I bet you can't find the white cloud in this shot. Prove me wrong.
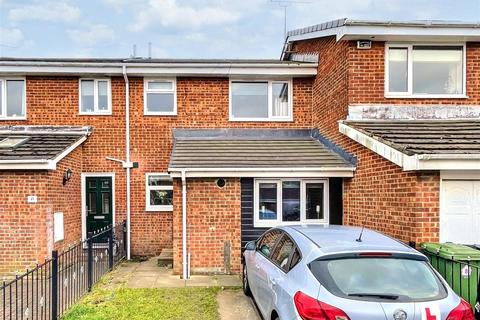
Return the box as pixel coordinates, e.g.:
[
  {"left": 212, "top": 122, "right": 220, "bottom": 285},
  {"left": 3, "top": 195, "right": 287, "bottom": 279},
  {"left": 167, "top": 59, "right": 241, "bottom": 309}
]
[
  {"left": 128, "top": 0, "right": 241, "bottom": 32},
  {"left": 8, "top": 1, "right": 81, "bottom": 23},
  {"left": 102, "top": 0, "right": 144, "bottom": 13},
  {"left": 67, "top": 24, "right": 115, "bottom": 48},
  {"left": 0, "top": 27, "right": 24, "bottom": 47}
]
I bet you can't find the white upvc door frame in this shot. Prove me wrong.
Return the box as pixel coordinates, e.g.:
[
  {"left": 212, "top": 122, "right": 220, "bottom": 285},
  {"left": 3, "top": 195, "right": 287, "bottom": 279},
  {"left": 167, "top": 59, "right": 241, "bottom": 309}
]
[{"left": 81, "top": 172, "right": 116, "bottom": 242}]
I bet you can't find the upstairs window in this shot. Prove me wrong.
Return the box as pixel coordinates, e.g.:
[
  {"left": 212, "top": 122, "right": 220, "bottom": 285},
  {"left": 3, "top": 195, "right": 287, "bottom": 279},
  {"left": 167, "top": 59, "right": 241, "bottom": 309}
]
[
  {"left": 230, "top": 80, "right": 292, "bottom": 121},
  {"left": 0, "top": 79, "right": 26, "bottom": 120},
  {"left": 144, "top": 79, "right": 176, "bottom": 115},
  {"left": 386, "top": 44, "right": 465, "bottom": 97},
  {"left": 79, "top": 79, "right": 111, "bottom": 114}
]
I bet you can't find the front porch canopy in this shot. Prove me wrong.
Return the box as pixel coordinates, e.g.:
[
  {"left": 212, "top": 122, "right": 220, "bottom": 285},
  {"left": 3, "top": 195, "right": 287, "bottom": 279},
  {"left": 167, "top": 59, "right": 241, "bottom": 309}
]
[
  {"left": 339, "top": 120, "right": 480, "bottom": 171},
  {"left": 0, "top": 126, "right": 91, "bottom": 170},
  {"left": 168, "top": 128, "right": 355, "bottom": 178}
]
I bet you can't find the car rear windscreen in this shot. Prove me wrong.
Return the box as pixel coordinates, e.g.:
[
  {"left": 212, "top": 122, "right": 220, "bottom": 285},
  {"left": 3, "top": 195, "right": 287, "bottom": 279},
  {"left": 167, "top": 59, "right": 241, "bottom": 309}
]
[{"left": 310, "top": 257, "right": 447, "bottom": 302}]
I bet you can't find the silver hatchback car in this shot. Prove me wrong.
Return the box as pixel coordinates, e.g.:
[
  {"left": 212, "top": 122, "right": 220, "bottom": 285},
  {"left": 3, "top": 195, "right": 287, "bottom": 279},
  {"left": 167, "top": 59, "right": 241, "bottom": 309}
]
[{"left": 242, "top": 225, "right": 475, "bottom": 320}]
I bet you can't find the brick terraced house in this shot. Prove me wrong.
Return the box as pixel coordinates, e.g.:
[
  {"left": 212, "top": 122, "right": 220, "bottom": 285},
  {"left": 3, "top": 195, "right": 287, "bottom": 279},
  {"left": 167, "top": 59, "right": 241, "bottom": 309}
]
[{"left": 1, "top": 19, "right": 480, "bottom": 279}]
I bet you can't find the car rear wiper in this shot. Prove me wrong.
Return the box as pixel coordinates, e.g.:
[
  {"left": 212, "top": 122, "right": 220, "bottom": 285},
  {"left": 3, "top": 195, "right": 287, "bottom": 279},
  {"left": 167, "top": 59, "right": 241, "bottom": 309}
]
[{"left": 347, "top": 293, "right": 399, "bottom": 300}]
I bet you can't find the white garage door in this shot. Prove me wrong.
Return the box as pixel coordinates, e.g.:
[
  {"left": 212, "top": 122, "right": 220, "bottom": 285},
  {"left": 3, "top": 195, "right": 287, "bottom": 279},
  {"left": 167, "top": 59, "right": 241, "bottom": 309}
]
[{"left": 441, "top": 179, "right": 480, "bottom": 244}]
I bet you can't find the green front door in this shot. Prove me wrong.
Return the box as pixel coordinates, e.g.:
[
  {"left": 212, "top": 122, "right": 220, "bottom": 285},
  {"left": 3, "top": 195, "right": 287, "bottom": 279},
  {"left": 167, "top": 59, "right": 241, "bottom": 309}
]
[{"left": 86, "top": 176, "right": 113, "bottom": 242}]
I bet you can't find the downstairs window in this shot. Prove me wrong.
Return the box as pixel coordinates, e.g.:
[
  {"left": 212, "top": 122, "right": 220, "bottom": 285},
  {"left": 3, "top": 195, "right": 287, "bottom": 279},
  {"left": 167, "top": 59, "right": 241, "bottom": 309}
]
[
  {"left": 146, "top": 174, "right": 173, "bottom": 212},
  {"left": 254, "top": 179, "right": 328, "bottom": 227}
]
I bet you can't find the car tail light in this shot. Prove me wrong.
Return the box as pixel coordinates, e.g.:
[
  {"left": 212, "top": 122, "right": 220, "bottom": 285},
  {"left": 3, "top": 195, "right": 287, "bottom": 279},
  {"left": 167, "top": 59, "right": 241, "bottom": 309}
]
[
  {"left": 294, "top": 291, "right": 350, "bottom": 320},
  {"left": 446, "top": 298, "right": 475, "bottom": 320}
]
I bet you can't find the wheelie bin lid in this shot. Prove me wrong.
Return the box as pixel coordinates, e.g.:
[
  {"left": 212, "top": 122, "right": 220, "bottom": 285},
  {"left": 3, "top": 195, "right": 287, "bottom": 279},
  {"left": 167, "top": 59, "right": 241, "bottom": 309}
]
[{"left": 421, "top": 242, "right": 480, "bottom": 261}]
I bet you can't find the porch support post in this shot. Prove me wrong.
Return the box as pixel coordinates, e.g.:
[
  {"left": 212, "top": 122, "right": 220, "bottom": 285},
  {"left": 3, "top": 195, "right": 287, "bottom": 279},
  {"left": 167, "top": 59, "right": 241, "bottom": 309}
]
[{"left": 181, "top": 170, "right": 189, "bottom": 280}]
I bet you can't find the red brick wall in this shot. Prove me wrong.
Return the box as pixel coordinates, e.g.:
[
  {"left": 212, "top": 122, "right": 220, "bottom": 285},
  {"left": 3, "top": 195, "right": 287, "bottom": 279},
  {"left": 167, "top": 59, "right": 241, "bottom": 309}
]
[
  {"left": 0, "top": 147, "right": 83, "bottom": 276},
  {"left": 127, "top": 76, "right": 312, "bottom": 257},
  {"left": 172, "top": 178, "right": 241, "bottom": 275},
  {"left": 0, "top": 171, "right": 50, "bottom": 274},
  {"left": 47, "top": 147, "right": 83, "bottom": 252},
  {"left": 292, "top": 36, "right": 442, "bottom": 244},
  {"left": 348, "top": 41, "right": 480, "bottom": 105},
  {"left": 0, "top": 75, "right": 313, "bottom": 271}
]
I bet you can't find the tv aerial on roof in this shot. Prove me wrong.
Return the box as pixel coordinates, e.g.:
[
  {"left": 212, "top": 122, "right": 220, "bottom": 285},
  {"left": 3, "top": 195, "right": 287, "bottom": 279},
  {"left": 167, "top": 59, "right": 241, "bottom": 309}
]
[{"left": 270, "top": 0, "right": 312, "bottom": 40}]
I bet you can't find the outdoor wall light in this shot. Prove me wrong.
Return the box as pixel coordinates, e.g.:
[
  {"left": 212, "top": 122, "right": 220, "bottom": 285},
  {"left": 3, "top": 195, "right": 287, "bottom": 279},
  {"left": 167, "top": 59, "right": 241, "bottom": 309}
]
[{"left": 63, "top": 169, "right": 73, "bottom": 185}]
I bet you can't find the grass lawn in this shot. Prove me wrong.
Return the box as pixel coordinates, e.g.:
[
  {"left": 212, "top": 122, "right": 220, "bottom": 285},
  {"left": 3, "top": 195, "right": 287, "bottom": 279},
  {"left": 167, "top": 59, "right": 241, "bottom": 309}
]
[{"left": 61, "top": 287, "right": 220, "bottom": 320}]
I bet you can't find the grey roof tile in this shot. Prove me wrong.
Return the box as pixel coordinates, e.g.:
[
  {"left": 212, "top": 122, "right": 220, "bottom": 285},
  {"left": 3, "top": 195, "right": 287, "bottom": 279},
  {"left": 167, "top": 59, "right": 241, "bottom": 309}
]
[
  {"left": 169, "top": 129, "right": 354, "bottom": 169},
  {"left": 0, "top": 126, "right": 90, "bottom": 161},
  {"left": 343, "top": 120, "right": 480, "bottom": 155}
]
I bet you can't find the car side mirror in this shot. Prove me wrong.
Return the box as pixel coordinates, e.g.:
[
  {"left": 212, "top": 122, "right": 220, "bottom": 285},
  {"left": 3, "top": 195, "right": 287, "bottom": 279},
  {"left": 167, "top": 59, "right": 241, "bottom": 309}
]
[{"left": 245, "top": 240, "right": 256, "bottom": 251}]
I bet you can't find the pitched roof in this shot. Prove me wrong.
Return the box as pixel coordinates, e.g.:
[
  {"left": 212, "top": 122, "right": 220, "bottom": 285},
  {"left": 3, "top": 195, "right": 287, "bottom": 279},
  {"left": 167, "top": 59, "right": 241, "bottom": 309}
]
[
  {"left": 168, "top": 129, "right": 355, "bottom": 177},
  {"left": 342, "top": 120, "right": 480, "bottom": 156},
  {"left": 0, "top": 126, "right": 91, "bottom": 170}
]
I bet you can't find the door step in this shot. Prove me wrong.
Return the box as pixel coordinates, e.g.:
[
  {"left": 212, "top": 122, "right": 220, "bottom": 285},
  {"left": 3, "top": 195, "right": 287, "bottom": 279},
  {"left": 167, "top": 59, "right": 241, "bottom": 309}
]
[{"left": 157, "top": 248, "right": 173, "bottom": 268}]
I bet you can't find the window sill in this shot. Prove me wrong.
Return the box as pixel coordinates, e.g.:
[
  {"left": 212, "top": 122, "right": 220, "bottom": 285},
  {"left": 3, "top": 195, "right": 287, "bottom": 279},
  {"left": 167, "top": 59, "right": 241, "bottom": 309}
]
[
  {"left": 254, "top": 221, "right": 328, "bottom": 228},
  {"left": 0, "top": 117, "right": 27, "bottom": 120},
  {"left": 385, "top": 94, "right": 469, "bottom": 99},
  {"left": 145, "top": 206, "right": 173, "bottom": 212},
  {"left": 79, "top": 112, "right": 112, "bottom": 116},
  {"left": 144, "top": 112, "right": 177, "bottom": 116},
  {"left": 229, "top": 117, "right": 293, "bottom": 122}
]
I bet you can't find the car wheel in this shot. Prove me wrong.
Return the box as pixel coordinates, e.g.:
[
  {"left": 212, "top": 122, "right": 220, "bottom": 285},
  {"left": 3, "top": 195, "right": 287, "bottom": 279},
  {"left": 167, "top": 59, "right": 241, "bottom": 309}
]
[{"left": 242, "top": 263, "right": 252, "bottom": 296}]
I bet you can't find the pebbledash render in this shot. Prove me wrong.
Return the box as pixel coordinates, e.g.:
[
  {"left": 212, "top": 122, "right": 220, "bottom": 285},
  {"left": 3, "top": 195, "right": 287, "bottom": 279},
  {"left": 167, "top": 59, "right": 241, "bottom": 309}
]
[{"left": 1, "top": 19, "right": 480, "bottom": 278}]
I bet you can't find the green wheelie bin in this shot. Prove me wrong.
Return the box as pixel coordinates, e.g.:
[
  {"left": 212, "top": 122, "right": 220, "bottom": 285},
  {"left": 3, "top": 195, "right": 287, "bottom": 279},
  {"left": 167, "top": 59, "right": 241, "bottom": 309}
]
[{"left": 422, "top": 242, "right": 480, "bottom": 308}]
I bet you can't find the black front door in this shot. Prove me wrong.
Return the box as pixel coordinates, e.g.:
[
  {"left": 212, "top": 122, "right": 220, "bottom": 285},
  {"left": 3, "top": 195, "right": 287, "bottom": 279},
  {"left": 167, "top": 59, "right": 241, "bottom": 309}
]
[{"left": 86, "top": 177, "right": 113, "bottom": 242}]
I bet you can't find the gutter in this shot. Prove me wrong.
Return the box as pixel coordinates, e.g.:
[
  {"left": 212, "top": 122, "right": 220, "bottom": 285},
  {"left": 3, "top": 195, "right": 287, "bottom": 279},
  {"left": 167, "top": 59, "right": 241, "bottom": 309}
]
[
  {"left": 417, "top": 154, "right": 480, "bottom": 160},
  {"left": 0, "top": 62, "right": 317, "bottom": 77}
]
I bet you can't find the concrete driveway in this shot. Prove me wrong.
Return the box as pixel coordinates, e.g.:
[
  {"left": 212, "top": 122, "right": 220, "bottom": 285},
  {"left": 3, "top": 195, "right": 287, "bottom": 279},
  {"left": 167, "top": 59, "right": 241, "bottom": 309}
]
[{"left": 218, "top": 289, "right": 261, "bottom": 320}]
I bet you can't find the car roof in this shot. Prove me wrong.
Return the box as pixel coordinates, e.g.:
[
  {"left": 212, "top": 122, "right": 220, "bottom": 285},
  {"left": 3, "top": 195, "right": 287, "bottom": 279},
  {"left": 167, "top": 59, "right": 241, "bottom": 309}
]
[{"left": 282, "top": 225, "right": 420, "bottom": 256}]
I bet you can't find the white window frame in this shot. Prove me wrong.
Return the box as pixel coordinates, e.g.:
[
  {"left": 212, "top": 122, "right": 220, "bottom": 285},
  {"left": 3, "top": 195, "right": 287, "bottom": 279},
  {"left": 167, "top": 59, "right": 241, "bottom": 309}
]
[
  {"left": 384, "top": 43, "right": 467, "bottom": 99},
  {"left": 0, "top": 78, "right": 27, "bottom": 120},
  {"left": 254, "top": 178, "right": 329, "bottom": 228},
  {"left": 144, "top": 78, "right": 177, "bottom": 116},
  {"left": 145, "top": 173, "right": 173, "bottom": 212},
  {"left": 229, "top": 79, "right": 293, "bottom": 122},
  {"left": 78, "top": 78, "right": 112, "bottom": 115}
]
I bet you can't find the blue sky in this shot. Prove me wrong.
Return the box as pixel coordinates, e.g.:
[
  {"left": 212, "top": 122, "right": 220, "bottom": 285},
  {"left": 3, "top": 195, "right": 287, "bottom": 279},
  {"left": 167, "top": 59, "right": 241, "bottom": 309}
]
[{"left": 0, "top": 0, "right": 479, "bottom": 59}]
